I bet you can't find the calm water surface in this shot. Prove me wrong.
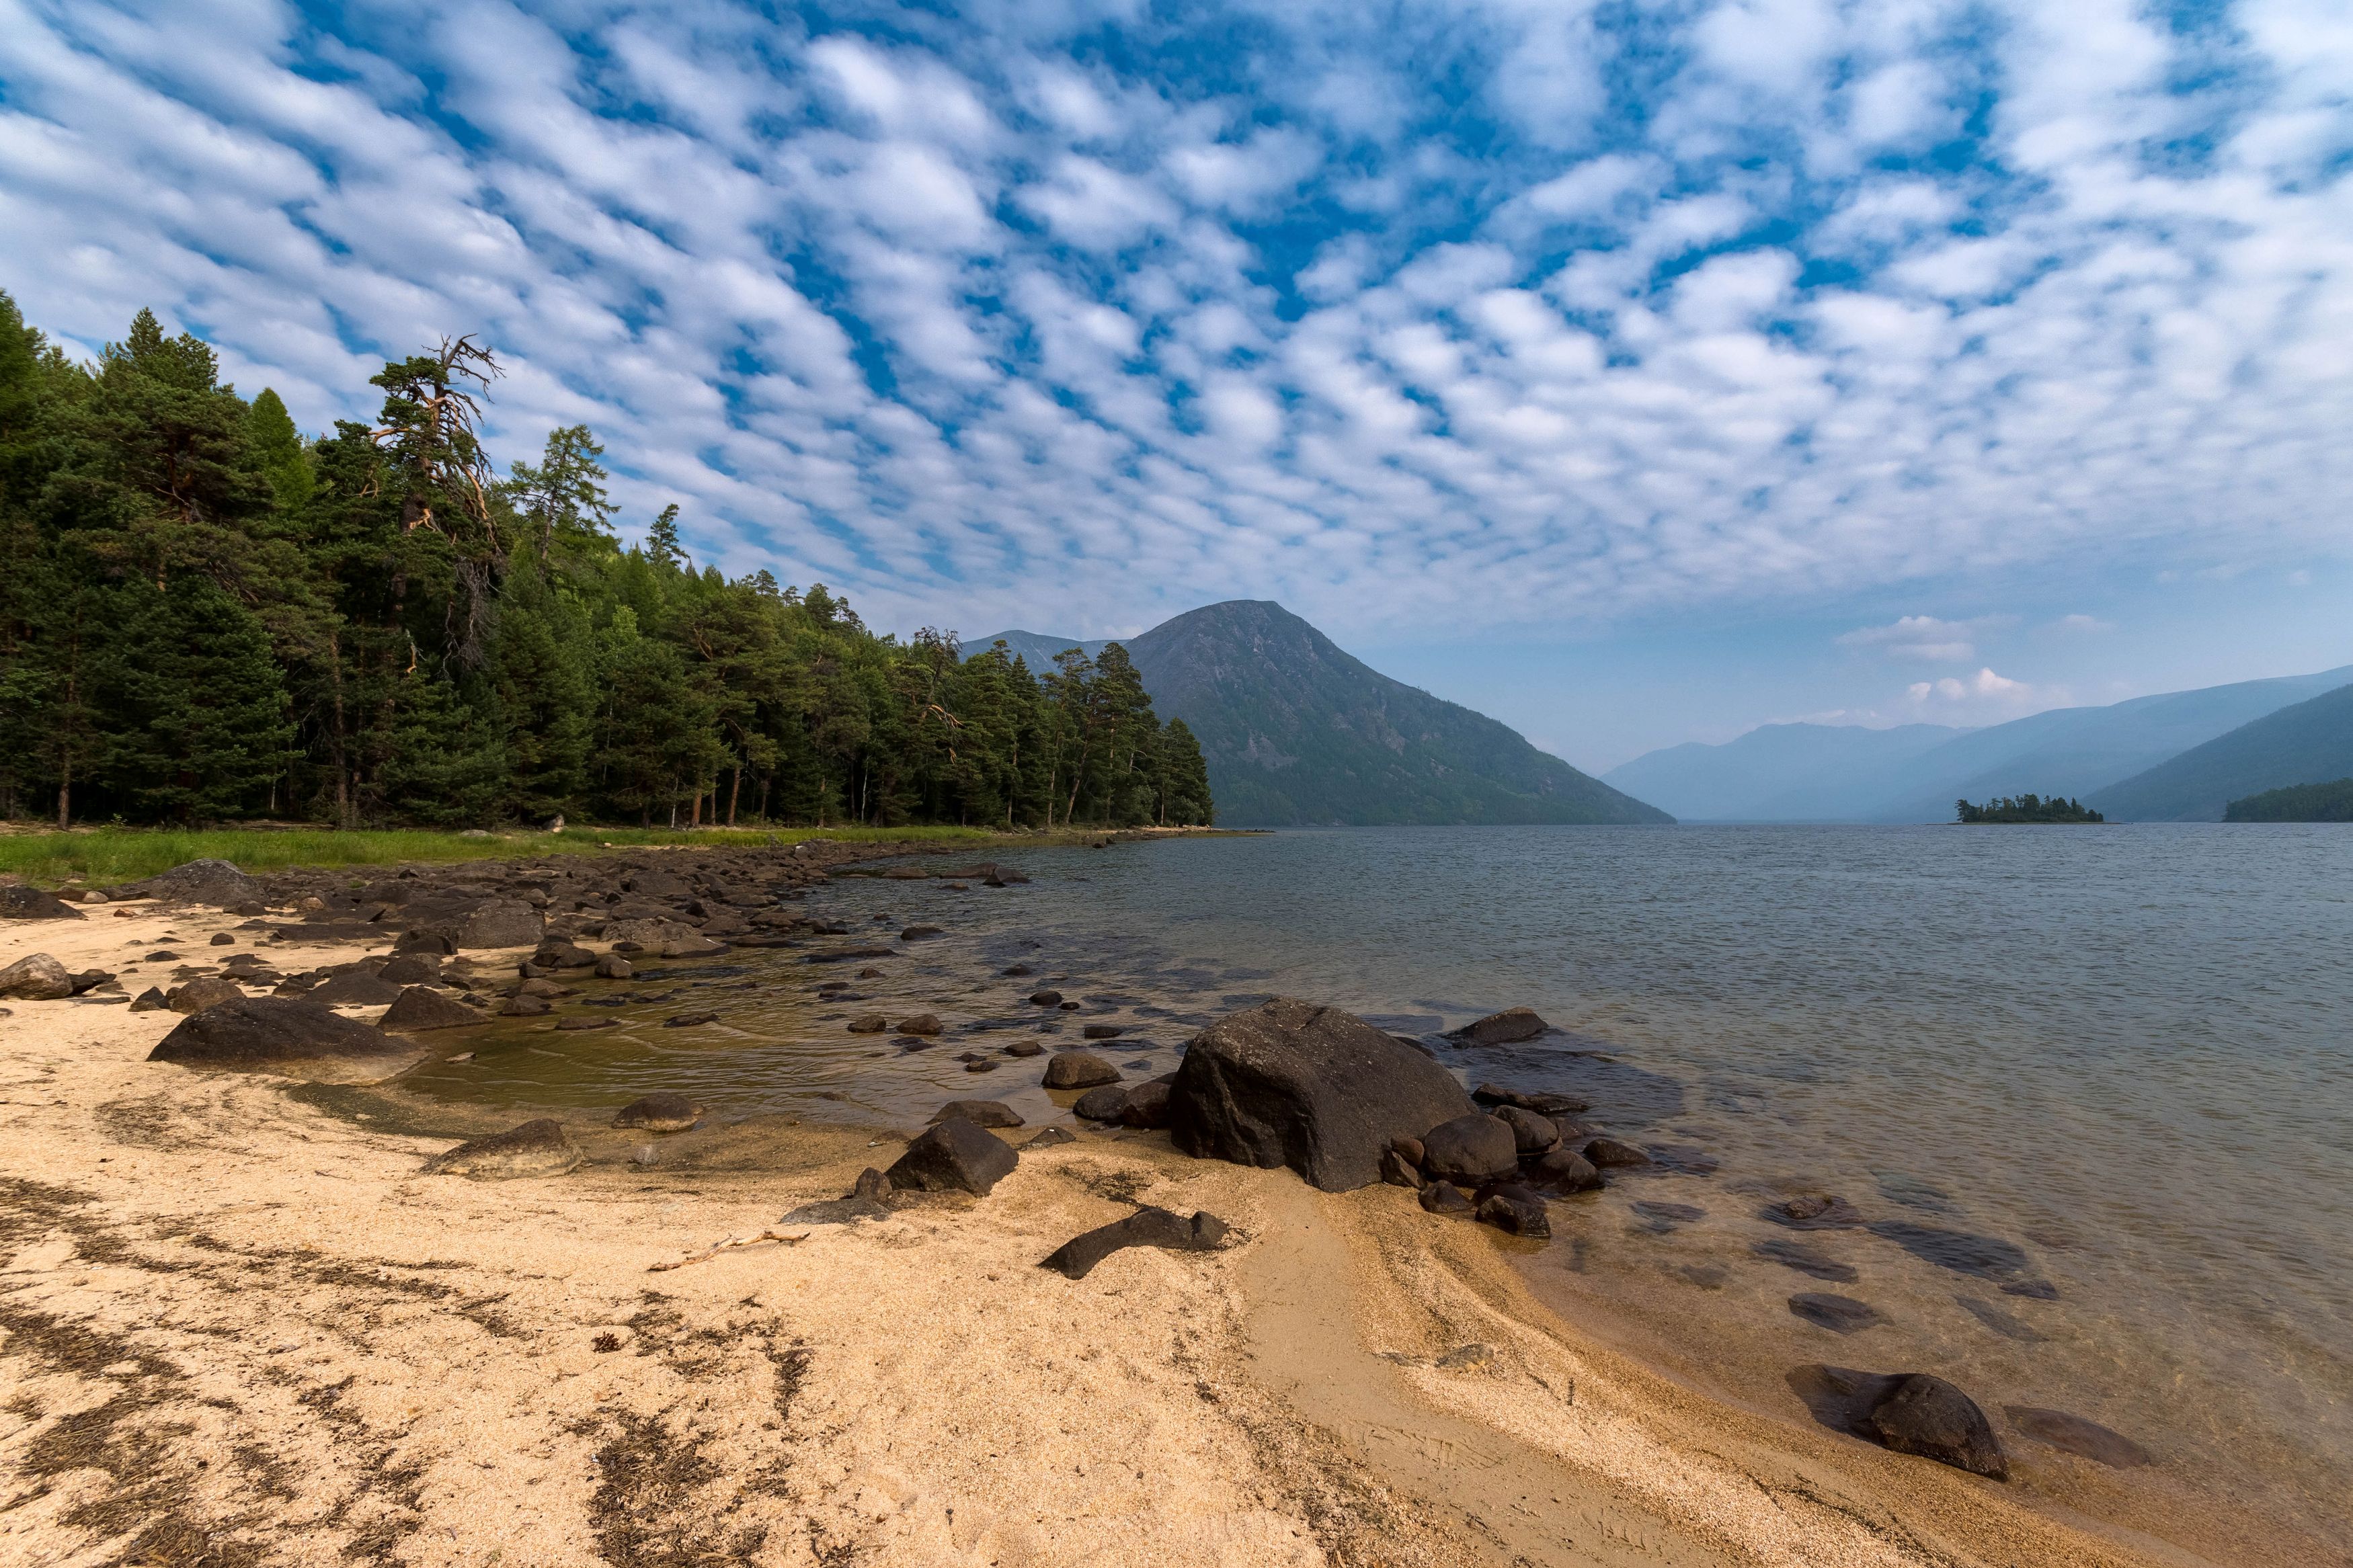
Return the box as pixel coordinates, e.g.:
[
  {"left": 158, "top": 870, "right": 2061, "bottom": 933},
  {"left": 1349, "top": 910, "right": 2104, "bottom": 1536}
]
[{"left": 400, "top": 825, "right": 2353, "bottom": 1557}]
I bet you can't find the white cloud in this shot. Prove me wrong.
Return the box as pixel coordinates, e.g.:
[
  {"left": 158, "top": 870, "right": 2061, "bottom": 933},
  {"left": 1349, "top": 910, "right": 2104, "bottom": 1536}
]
[{"left": 1839, "top": 614, "right": 2009, "bottom": 661}]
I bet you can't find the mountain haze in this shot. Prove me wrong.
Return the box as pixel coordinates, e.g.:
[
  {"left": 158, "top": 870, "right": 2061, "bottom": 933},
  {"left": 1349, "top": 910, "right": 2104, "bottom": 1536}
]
[
  {"left": 1603, "top": 723, "right": 1963, "bottom": 821},
  {"left": 965, "top": 630, "right": 1111, "bottom": 668},
  {"left": 2090, "top": 681, "right": 2353, "bottom": 821}
]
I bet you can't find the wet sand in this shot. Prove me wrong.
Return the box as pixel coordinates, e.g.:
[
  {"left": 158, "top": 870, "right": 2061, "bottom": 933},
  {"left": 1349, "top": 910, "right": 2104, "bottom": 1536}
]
[{"left": 0, "top": 871, "right": 2225, "bottom": 1566}]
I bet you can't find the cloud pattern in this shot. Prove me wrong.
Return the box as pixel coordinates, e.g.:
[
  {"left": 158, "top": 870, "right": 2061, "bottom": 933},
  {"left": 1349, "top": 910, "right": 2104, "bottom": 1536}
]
[{"left": 3, "top": 0, "right": 2349, "bottom": 644}]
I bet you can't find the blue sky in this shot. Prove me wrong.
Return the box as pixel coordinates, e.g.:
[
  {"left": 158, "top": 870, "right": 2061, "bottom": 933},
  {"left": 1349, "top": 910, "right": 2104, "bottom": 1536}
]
[{"left": 3, "top": 0, "right": 2350, "bottom": 769}]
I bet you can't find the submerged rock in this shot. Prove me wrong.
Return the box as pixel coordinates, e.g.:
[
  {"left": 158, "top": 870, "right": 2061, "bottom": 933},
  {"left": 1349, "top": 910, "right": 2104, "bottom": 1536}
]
[
  {"left": 1872, "top": 1374, "right": 2007, "bottom": 1479},
  {"left": 149, "top": 996, "right": 428, "bottom": 1084},
  {"left": 1041, "top": 1206, "right": 1228, "bottom": 1280},
  {"left": 846, "top": 1014, "right": 888, "bottom": 1033},
  {"left": 664, "top": 1012, "right": 719, "bottom": 1028},
  {"left": 1765, "top": 1194, "right": 1866, "bottom": 1230},
  {"left": 2003, "top": 1406, "right": 2151, "bottom": 1469},
  {"left": 1581, "top": 1137, "right": 1652, "bottom": 1170},
  {"left": 1789, "top": 1292, "right": 1885, "bottom": 1334},
  {"left": 1168, "top": 998, "right": 1477, "bottom": 1192},
  {"left": 1954, "top": 1296, "right": 2048, "bottom": 1343},
  {"left": 1448, "top": 1007, "right": 1549, "bottom": 1045},
  {"left": 1867, "top": 1221, "right": 2030, "bottom": 1279},
  {"left": 885, "top": 1117, "right": 1016, "bottom": 1196},
  {"left": 1754, "top": 1238, "right": 1859, "bottom": 1282},
  {"left": 612, "top": 1092, "right": 702, "bottom": 1132},
  {"left": 425, "top": 1118, "right": 584, "bottom": 1179},
  {"left": 1472, "top": 1083, "right": 1589, "bottom": 1116}
]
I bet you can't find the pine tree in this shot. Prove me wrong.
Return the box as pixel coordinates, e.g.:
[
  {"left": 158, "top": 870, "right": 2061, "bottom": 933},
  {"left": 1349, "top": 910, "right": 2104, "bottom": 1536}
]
[{"left": 92, "top": 576, "right": 290, "bottom": 821}]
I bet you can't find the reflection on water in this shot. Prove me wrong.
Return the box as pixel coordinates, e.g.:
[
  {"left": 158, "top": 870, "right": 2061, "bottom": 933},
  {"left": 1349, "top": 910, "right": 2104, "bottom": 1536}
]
[{"left": 397, "top": 823, "right": 2353, "bottom": 1559}]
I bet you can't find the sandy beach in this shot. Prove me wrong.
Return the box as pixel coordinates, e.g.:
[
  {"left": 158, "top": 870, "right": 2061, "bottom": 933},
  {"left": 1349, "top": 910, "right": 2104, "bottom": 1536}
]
[{"left": 1, "top": 867, "right": 2202, "bottom": 1567}]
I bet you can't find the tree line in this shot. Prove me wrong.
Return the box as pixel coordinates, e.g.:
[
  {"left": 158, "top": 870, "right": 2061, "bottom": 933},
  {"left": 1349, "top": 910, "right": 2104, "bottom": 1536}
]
[
  {"left": 1954, "top": 794, "right": 2104, "bottom": 824},
  {"left": 0, "top": 294, "right": 1212, "bottom": 832}
]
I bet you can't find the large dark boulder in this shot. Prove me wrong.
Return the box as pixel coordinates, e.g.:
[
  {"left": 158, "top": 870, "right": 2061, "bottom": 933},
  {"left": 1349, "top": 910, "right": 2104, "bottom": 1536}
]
[
  {"left": 1525, "top": 1145, "right": 1603, "bottom": 1193},
  {"left": 308, "top": 969, "right": 403, "bottom": 1007},
  {"left": 0, "top": 886, "right": 85, "bottom": 920},
  {"left": 104, "top": 858, "right": 264, "bottom": 907},
  {"left": 1492, "top": 1105, "right": 1559, "bottom": 1153},
  {"left": 424, "top": 1118, "right": 584, "bottom": 1179},
  {"left": 929, "top": 1099, "right": 1023, "bottom": 1128},
  {"left": 1475, "top": 1184, "right": 1550, "bottom": 1237},
  {"left": 1040, "top": 1206, "right": 1228, "bottom": 1279},
  {"left": 1117, "top": 1075, "right": 1175, "bottom": 1128},
  {"left": 1420, "top": 1113, "right": 1520, "bottom": 1188},
  {"left": 378, "top": 986, "right": 487, "bottom": 1032},
  {"left": 612, "top": 1092, "right": 703, "bottom": 1131},
  {"left": 149, "top": 995, "right": 429, "bottom": 1084},
  {"left": 167, "top": 977, "right": 247, "bottom": 1014},
  {"left": 1043, "top": 1050, "right": 1121, "bottom": 1089},
  {"left": 1167, "top": 997, "right": 1476, "bottom": 1192},
  {"left": 455, "top": 899, "right": 546, "bottom": 950},
  {"left": 885, "top": 1117, "right": 1017, "bottom": 1196},
  {"left": 1794, "top": 1367, "right": 2007, "bottom": 1480}
]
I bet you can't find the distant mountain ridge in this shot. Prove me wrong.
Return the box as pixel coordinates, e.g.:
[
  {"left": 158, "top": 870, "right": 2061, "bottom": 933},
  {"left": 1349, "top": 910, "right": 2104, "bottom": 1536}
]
[
  {"left": 964, "top": 629, "right": 1110, "bottom": 668},
  {"left": 977, "top": 602, "right": 1668, "bottom": 827},
  {"left": 2090, "top": 680, "right": 2353, "bottom": 821},
  {"left": 1603, "top": 665, "right": 2353, "bottom": 822}
]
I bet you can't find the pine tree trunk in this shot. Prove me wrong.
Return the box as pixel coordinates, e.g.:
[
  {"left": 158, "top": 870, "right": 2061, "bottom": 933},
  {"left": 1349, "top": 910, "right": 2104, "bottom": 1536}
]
[
  {"left": 56, "top": 657, "right": 75, "bottom": 829},
  {"left": 727, "top": 768, "right": 740, "bottom": 827}
]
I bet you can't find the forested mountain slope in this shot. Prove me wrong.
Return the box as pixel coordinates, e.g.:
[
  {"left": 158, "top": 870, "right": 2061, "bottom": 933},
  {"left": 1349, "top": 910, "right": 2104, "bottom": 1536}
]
[{"left": 2091, "top": 682, "right": 2353, "bottom": 821}]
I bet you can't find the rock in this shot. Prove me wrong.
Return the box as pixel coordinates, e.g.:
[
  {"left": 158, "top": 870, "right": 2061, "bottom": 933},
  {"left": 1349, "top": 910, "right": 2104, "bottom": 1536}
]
[
  {"left": 612, "top": 1093, "right": 702, "bottom": 1132},
  {"left": 2003, "top": 1407, "right": 2151, "bottom": 1469},
  {"left": 1025, "top": 1127, "right": 1076, "bottom": 1151},
  {"left": 900, "top": 925, "right": 943, "bottom": 940},
  {"left": 664, "top": 1012, "right": 718, "bottom": 1028},
  {"left": 1418, "top": 1180, "right": 1474, "bottom": 1215},
  {"left": 1041, "top": 1206, "right": 1228, "bottom": 1280},
  {"left": 424, "top": 1118, "right": 584, "bottom": 1179},
  {"left": 1420, "top": 1114, "right": 1521, "bottom": 1188},
  {"left": 532, "top": 941, "right": 597, "bottom": 970},
  {"left": 1390, "top": 1135, "right": 1425, "bottom": 1167},
  {"left": 1448, "top": 1006, "right": 1548, "bottom": 1045},
  {"left": 594, "top": 953, "right": 633, "bottom": 979},
  {"left": 210, "top": 932, "right": 235, "bottom": 946},
  {"left": 930, "top": 1099, "right": 1023, "bottom": 1128},
  {"left": 497, "top": 994, "right": 551, "bottom": 1017},
  {"left": 884, "top": 1117, "right": 1017, "bottom": 1196},
  {"left": 0, "top": 953, "right": 73, "bottom": 1000},
  {"left": 0, "top": 886, "right": 85, "bottom": 920},
  {"left": 895, "top": 1014, "right": 943, "bottom": 1036},
  {"left": 395, "top": 930, "right": 456, "bottom": 955},
  {"left": 1632, "top": 1200, "right": 1705, "bottom": 1229},
  {"left": 1027, "top": 989, "right": 1064, "bottom": 1007},
  {"left": 378, "top": 986, "right": 487, "bottom": 1032},
  {"left": 516, "top": 977, "right": 568, "bottom": 998},
  {"left": 167, "top": 976, "right": 247, "bottom": 1014},
  {"left": 1004, "top": 1040, "right": 1044, "bottom": 1058},
  {"left": 1754, "top": 1238, "right": 1859, "bottom": 1282},
  {"left": 1168, "top": 997, "right": 1478, "bottom": 1192},
  {"left": 1955, "top": 1296, "right": 2048, "bottom": 1343},
  {"left": 128, "top": 987, "right": 167, "bottom": 1012},
  {"left": 1117, "top": 1075, "right": 1174, "bottom": 1128},
  {"left": 376, "top": 954, "right": 442, "bottom": 985},
  {"left": 1789, "top": 1292, "right": 1885, "bottom": 1333},
  {"left": 962, "top": 1059, "right": 998, "bottom": 1073},
  {"left": 1470, "top": 1083, "right": 1591, "bottom": 1116},
  {"left": 1081, "top": 1023, "right": 1124, "bottom": 1040},
  {"left": 1072, "top": 1084, "right": 1132, "bottom": 1121},
  {"left": 1492, "top": 1104, "right": 1559, "bottom": 1154},
  {"left": 1524, "top": 1145, "right": 1603, "bottom": 1192},
  {"left": 308, "top": 970, "right": 403, "bottom": 1007},
  {"left": 1044, "top": 1050, "right": 1121, "bottom": 1089},
  {"left": 846, "top": 1014, "right": 889, "bottom": 1033},
  {"left": 1002, "top": 964, "right": 1033, "bottom": 977},
  {"left": 149, "top": 995, "right": 428, "bottom": 1083},
  {"left": 854, "top": 966, "right": 884, "bottom": 979},
  {"left": 1867, "top": 1222, "right": 2030, "bottom": 1279},
  {"left": 1581, "top": 1137, "right": 1652, "bottom": 1170},
  {"left": 456, "top": 899, "right": 546, "bottom": 950},
  {"left": 1767, "top": 1194, "right": 1866, "bottom": 1229},
  {"left": 1871, "top": 1374, "right": 2007, "bottom": 1479},
  {"left": 1380, "top": 1148, "right": 1423, "bottom": 1187},
  {"left": 852, "top": 1166, "right": 892, "bottom": 1200},
  {"left": 1476, "top": 1184, "right": 1551, "bottom": 1238},
  {"left": 556, "top": 1016, "right": 617, "bottom": 1031},
  {"left": 105, "top": 858, "right": 264, "bottom": 907}
]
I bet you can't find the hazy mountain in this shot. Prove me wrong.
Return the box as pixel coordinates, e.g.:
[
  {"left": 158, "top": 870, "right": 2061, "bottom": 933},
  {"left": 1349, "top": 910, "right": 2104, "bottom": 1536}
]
[
  {"left": 1605, "top": 664, "right": 2353, "bottom": 822},
  {"left": 963, "top": 629, "right": 1110, "bottom": 667},
  {"left": 1601, "top": 723, "right": 1964, "bottom": 821},
  {"left": 991, "top": 601, "right": 1666, "bottom": 826},
  {"left": 2089, "top": 680, "right": 2353, "bottom": 821}
]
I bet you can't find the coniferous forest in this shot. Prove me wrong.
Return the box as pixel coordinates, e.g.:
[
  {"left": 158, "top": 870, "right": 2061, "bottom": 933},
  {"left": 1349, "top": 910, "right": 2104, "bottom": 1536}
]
[{"left": 0, "top": 294, "right": 1212, "bottom": 832}]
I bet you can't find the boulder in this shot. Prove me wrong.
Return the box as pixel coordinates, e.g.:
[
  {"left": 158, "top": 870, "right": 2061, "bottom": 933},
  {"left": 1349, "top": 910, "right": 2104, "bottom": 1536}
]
[
  {"left": 378, "top": 986, "right": 486, "bottom": 1032},
  {"left": 663, "top": 1012, "right": 718, "bottom": 1028},
  {"left": 1525, "top": 1146, "right": 1603, "bottom": 1193},
  {"left": 0, "top": 952, "right": 73, "bottom": 1000},
  {"left": 149, "top": 995, "right": 429, "bottom": 1084},
  {"left": 167, "top": 977, "right": 247, "bottom": 1014},
  {"left": 128, "top": 987, "right": 168, "bottom": 1012},
  {"left": 1420, "top": 1114, "right": 1521, "bottom": 1188},
  {"left": 555, "top": 1016, "right": 616, "bottom": 1031},
  {"left": 1167, "top": 997, "right": 1478, "bottom": 1192},
  {"left": 2001, "top": 1407, "right": 2151, "bottom": 1469},
  {"left": 1040, "top": 1206, "right": 1228, "bottom": 1280},
  {"left": 497, "top": 994, "right": 551, "bottom": 1018},
  {"left": 612, "top": 1093, "right": 702, "bottom": 1132},
  {"left": 376, "top": 953, "right": 442, "bottom": 985},
  {"left": 210, "top": 932, "right": 236, "bottom": 946},
  {"left": 885, "top": 1117, "right": 1017, "bottom": 1196},
  {"left": 104, "top": 858, "right": 264, "bottom": 907},
  {"left": 1025, "top": 1127, "right": 1077, "bottom": 1151},
  {"left": 307, "top": 970, "right": 403, "bottom": 1007},
  {"left": 1380, "top": 1148, "right": 1423, "bottom": 1188},
  {"left": 1073, "top": 1084, "right": 1133, "bottom": 1122},
  {"left": 1418, "top": 1180, "right": 1474, "bottom": 1215},
  {"left": 1081, "top": 1024, "right": 1124, "bottom": 1040},
  {"left": 1492, "top": 1104, "right": 1559, "bottom": 1154},
  {"left": 1117, "top": 1075, "right": 1174, "bottom": 1129},
  {"left": 0, "top": 886, "right": 85, "bottom": 921},
  {"left": 846, "top": 1013, "right": 889, "bottom": 1034},
  {"left": 929, "top": 1099, "right": 1023, "bottom": 1128},
  {"left": 624, "top": 869, "right": 689, "bottom": 897},
  {"left": 424, "top": 1118, "right": 584, "bottom": 1179},
  {"left": 1027, "top": 989, "right": 1065, "bottom": 1007},
  {"left": 532, "top": 941, "right": 598, "bottom": 970},
  {"left": 895, "top": 1014, "right": 943, "bottom": 1036},
  {"left": 900, "top": 925, "right": 943, "bottom": 940},
  {"left": 594, "top": 953, "right": 634, "bottom": 980},
  {"left": 1004, "top": 1040, "right": 1044, "bottom": 1058},
  {"left": 1448, "top": 1006, "right": 1548, "bottom": 1045},
  {"left": 1789, "top": 1292, "right": 1885, "bottom": 1334},
  {"left": 1472, "top": 1083, "right": 1589, "bottom": 1116},
  {"left": 1475, "top": 1185, "right": 1550, "bottom": 1238},
  {"left": 394, "top": 930, "right": 456, "bottom": 955},
  {"left": 1871, "top": 1374, "right": 2007, "bottom": 1479},
  {"left": 456, "top": 899, "right": 546, "bottom": 950},
  {"left": 1044, "top": 1050, "right": 1121, "bottom": 1089},
  {"left": 1582, "top": 1137, "right": 1653, "bottom": 1170}
]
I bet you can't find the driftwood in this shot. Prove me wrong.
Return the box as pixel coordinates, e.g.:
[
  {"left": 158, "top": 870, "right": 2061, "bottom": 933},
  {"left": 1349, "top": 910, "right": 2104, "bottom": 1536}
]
[{"left": 647, "top": 1229, "right": 809, "bottom": 1272}]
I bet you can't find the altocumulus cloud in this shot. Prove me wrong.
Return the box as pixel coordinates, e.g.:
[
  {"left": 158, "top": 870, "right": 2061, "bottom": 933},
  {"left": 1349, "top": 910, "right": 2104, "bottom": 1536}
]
[{"left": 3, "top": 0, "right": 2350, "bottom": 639}]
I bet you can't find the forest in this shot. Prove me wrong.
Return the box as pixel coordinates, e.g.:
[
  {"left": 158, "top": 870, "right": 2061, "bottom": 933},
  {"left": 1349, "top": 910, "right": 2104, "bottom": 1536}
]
[
  {"left": 0, "top": 293, "right": 1211, "bottom": 832},
  {"left": 2223, "top": 778, "right": 2353, "bottom": 823},
  {"left": 1954, "top": 794, "right": 2106, "bottom": 824}
]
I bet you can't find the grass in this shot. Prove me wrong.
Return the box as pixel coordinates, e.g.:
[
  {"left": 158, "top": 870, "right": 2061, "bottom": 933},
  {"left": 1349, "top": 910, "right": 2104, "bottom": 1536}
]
[{"left": 0, "top": 823, "right": 997, "bottom": 889}]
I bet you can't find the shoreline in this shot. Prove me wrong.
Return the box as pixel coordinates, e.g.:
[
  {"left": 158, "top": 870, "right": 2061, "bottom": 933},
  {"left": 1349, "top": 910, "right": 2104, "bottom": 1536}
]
[{"left": 0, "top": 844, "right": 2251, "bottom": 1565}]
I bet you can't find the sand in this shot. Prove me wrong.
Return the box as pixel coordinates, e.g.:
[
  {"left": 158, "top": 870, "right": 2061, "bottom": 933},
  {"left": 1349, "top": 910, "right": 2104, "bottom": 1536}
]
[{"left": 1, "top": 899, "right": 2201, "bottom": 1567}]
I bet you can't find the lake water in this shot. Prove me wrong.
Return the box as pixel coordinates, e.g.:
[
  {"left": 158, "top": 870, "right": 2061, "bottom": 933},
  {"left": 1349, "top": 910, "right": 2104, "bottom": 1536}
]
[{"left": 396, "top": 825, "right": 2353, "bottom": 1561}]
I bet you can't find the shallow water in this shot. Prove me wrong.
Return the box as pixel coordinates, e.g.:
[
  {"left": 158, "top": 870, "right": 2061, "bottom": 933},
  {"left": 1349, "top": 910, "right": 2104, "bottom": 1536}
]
[{"left": 399, "top": 825, "right": 2353, "bottom": 1558}]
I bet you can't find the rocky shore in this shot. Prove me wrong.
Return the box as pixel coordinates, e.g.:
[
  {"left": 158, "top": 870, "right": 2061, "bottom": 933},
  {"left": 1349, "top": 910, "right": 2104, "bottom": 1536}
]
[{"left": 0, "top": 842, "right": 2203, "bottom": 1565}]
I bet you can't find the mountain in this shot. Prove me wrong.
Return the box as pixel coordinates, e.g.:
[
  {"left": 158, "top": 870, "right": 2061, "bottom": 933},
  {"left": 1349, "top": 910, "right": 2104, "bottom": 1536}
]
[
  {"left": 1604, "top": 663, "right": 2353, "bottom": 822},
  {"left": 1115, "top": 601, "right": 1668, "bottom": 827},
  {"left": 964, "top": 630, "right": 1110, "bottom": 668},
  {"left": 1601, "top": 722, "right": 1964, "bottom": 821},
  {"left": 2089, "top": 680, "right": 2353, "bottom": 821}
]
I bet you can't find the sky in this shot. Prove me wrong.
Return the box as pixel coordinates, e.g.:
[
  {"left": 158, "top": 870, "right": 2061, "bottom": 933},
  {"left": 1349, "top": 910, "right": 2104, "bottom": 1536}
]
[{"left": 3, "top": 0, "right": 2350, "bottom": 771}]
